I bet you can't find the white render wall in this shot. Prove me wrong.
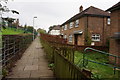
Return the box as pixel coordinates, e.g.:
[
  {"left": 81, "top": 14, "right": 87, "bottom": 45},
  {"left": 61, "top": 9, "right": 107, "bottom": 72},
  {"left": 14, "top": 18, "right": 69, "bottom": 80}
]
[{"left": 49, "top": 30, "right": 60, "bottom": 35}]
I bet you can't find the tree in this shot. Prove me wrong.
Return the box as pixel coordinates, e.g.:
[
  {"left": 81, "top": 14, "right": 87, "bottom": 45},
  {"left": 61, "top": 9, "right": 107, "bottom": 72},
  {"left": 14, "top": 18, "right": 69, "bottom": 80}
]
[
  {"left": 11, "top": 10, "right": 19, "bottom": 14},
  {"left": 37, "top": 28, "right": 46, "bottom": 34},
  {"left": 0, "top": 0, "right": 19, "bottom": 30},
  {"left": 26, "top": 26, "right": 33, "bottom": 33},
  {"left": 49, "top": 26, "right": 53, "bottom": 31},
  {"left": 48, "top": 25, "right": 56, "bottom": 33}
]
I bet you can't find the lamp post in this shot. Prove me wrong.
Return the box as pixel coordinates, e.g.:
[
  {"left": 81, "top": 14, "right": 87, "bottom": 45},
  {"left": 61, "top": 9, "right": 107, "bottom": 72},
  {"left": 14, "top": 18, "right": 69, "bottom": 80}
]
[{"left": 33, "top": 16, "right": 37, "bottom": 41}]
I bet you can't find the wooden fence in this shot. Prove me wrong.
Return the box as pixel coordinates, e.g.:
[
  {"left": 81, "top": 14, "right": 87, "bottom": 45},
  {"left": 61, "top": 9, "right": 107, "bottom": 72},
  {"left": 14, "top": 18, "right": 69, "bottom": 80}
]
[
  {"left": 40, "top": 33, "right": 90, "bottom": 79},
  {"left": 1, "top": 34, "right": 33, "bottom": 71},
  {"left": 54, "top": 50, "right": 87, "bottom": 79}
]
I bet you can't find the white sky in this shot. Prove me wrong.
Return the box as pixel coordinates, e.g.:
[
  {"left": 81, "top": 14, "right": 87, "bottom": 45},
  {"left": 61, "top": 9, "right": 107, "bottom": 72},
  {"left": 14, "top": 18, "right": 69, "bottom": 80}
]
[{"left": 1, "top": 0, "right": 120, "bottom": 31}]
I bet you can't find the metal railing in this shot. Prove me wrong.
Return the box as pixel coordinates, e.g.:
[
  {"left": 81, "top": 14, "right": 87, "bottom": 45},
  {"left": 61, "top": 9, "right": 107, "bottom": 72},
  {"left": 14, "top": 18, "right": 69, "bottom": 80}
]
[
  {"left": 79, "top": 47, "right": 120, "bottom": 75},
  {"left": 1, "top": 35, "right": 33, "bottom": 70}
]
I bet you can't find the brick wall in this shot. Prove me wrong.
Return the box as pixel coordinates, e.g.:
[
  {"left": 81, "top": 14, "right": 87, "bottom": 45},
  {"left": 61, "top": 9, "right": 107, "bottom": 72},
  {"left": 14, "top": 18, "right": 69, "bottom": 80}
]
[
  {"left": 60, "top": 17, "right": 85, "bottom": 45},
  {"left": 109, "top": 9, "right": 120, "bottom": 66},
  {"left": 60, "top": 16, "right": 110, "bottom": 46},
  {"left": 87, "top": 16, "right": 110, "bottom": 46}
]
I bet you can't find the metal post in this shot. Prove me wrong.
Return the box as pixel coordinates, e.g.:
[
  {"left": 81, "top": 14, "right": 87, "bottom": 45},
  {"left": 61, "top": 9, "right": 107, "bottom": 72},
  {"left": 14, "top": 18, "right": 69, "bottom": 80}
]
[
  {"left": 33, "top": 18, "right": 34, "bottom": 41},
  {"left": 33, "top": 16, "right": 37, "bottom": 41}
]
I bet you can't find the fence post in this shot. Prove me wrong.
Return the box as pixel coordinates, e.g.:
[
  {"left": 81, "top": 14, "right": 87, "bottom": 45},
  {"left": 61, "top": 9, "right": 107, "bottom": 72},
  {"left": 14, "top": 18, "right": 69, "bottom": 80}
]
[{"left": 3, "top": 36, "right": 5, "bottom": 66}]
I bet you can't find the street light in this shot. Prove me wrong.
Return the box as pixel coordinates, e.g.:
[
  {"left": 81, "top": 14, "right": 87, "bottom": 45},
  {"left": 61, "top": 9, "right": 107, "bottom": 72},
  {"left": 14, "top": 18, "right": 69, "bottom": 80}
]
[{"left": 33, "top": 16, "right": 37, "bottom": 41}]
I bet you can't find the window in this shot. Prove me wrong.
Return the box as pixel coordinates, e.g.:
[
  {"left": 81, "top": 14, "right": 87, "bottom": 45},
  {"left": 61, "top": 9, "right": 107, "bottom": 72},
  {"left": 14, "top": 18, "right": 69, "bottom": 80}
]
[
  {"left": 92, "top": 34, "right": 100, "bottom": 41},
  {"left": 70, "top": 22, "right": 74, "bottom": 29},
  {"left": 64, "top": 35, "right": 67, "bottom": 39},
  {"left": 64, "top": 25, "right": 67, "bottom": 30},
  {"left": 69, "top": 35, "right": 73, "bottom": 42},
  {"left": 75, "top": 19, "right": 79, "bottom": 27},
  {"left": 107, "top": 18, "right": 110, "bottom": 25}
]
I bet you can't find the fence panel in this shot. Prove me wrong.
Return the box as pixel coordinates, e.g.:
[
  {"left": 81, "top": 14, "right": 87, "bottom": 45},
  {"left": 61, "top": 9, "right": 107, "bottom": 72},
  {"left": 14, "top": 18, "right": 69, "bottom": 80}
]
[
  {"left": 54, "top": 49, "right": 88, "bottom": 79},
  {"left": 40, "top": 33, "right": 90, "bottom": 79}
]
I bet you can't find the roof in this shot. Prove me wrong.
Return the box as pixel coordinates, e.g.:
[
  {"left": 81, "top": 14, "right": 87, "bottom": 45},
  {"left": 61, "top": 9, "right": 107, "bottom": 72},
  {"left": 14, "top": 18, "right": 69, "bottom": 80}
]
[
  {"left": 61, "top": 6, "right": 110, "bottom": 26},
  {"left": 107, "top": 1, "right": 120, "bottom": 11},
  {"left": 52, "top": 25, "right": 61, "bottom": 30},
  {"left": 73, "top": 30, "right": 83, "bottom": 35}
]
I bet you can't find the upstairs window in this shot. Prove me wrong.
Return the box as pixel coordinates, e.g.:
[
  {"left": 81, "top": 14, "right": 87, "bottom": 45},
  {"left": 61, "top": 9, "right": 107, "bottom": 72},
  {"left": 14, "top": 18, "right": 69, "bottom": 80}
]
[
  {"left": 107, "top": 18, "right": 110, "bottom": 25},
  {"left": 92, "top": 34, "right": 100, "bottom": 41},
  {"left": 64, "top": 25, "right": 67, "bottom": 30},
  {"left": 75, "top": 19, "right": 79, "bottom": 27},
  {"left": 70, "top": 22, "right": 74, "bottom": 29},
  {"left": 69, "top": 34, "right": 73, "bottom": 42}
]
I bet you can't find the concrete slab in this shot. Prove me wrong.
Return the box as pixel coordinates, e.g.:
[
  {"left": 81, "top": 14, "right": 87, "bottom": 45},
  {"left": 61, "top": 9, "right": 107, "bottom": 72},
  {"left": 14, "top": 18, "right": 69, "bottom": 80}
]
[
  {"left": 24, "top": 65, "right": 38, "bottom": 71},
  {"left": 6, "top": 37, "right": 54, "bottom": 79}
]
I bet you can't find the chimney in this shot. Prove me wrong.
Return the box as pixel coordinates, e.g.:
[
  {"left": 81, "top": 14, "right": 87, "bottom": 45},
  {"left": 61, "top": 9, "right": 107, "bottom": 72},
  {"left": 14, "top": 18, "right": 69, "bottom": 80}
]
[{"left": 79, "top": 5, "right": 83, "bottom": 13}]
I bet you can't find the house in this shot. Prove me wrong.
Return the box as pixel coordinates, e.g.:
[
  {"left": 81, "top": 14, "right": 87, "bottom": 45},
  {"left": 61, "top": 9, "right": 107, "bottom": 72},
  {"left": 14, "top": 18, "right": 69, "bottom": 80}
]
[
  {"left": 60, "top": 6, "right": 110, "bottom": 46},
  {"left": 49, "top": 25, "right": 61, "bottom": 35},
  {"left": 107, "top": 2, "right": 120, "bottom": 66}
]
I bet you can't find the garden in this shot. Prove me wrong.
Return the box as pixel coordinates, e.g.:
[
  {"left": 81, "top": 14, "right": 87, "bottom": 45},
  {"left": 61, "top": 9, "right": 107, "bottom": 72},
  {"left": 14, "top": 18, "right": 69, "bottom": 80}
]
[{"left": 74, "top": 51, "right": 120, "bottom": 79}]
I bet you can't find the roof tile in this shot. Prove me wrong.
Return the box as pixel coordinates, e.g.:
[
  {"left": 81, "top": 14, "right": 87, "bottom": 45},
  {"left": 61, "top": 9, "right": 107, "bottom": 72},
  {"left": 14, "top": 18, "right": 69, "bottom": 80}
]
[{"left": 62, "top": 6, "right": 110, "bottom": 26}]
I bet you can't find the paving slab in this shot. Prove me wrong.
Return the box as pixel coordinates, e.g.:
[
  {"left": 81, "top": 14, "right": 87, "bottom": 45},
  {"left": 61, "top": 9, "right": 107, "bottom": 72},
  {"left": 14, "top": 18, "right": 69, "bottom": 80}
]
[{"left": 6, "top": 37, "right": 55, "bottom": 79}]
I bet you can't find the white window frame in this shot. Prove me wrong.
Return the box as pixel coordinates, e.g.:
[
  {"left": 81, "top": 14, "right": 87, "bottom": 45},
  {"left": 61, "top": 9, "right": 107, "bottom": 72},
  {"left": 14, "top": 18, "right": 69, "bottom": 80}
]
[
  {"left": 64, "top": 25, "right": 67, "bottom": 30},
  {"left": 69, "top": 35, "right": 73, "bottom": 42},
  {"left": 92, "top": 34, "right": 100, "bottom": 41},
  {"left": 64, "top": 35, "right": 67, "bottom": 39},
  {"left": 70, "top": 22, "right": 73, "bottom": 29},
  {"left": 75, "top": 19, "right": 79, "bottom": 27},
  {"left": 107, "top": 18, "right": 110, "bottom": 25}
]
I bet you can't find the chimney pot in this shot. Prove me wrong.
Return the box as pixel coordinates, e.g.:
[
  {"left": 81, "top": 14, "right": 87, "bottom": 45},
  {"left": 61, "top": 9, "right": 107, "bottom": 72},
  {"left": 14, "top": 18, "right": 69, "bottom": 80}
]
[{"left": 80, "top": 5, "right": 83, "bottom": 12}]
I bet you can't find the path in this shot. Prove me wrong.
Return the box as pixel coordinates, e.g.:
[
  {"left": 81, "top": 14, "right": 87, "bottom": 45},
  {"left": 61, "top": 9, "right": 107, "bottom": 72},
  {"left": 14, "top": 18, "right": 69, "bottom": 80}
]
[{"left": 6, "top": 37, "right": 54, "bottom": 79}]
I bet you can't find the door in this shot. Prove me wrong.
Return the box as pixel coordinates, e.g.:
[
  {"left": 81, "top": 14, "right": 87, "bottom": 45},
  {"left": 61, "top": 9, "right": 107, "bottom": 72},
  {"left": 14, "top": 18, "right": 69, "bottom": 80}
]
[{"left": 74, "top": 35, "right": 78, "bottom": 45}]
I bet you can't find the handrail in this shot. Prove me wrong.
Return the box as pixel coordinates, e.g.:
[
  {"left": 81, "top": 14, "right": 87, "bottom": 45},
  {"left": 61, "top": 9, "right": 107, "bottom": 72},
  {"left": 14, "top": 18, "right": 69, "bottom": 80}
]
[
  {"left": 83, "top": 47, "right": 120, "bottom": 75},
  {"left": 84, "top": 47, "right": 120, "bottom": 58}
]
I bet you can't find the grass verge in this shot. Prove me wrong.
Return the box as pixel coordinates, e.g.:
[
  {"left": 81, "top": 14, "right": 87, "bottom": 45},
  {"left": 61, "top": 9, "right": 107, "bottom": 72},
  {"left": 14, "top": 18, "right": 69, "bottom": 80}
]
[
  {"left": 74, "top": 51, "right": 120, "bottom": 79},
  {"left": 1, "top": 28, "right": 24, "bottom": 35}
]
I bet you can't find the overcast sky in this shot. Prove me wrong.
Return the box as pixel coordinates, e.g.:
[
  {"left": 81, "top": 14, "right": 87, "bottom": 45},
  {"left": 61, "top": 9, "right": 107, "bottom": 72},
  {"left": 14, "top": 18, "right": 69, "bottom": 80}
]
[{"left": 1, "top": 0, "right": 120, "bottom": 31}]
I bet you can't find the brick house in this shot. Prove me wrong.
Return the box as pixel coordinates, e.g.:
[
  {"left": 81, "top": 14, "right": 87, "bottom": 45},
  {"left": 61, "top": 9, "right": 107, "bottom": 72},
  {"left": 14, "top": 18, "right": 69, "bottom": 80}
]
[
  {"left": 60, "top": 6, "right": 110, "bottom": 46},
  {"left": 107, "top": 2, "right": 120, "bottom": 66}
]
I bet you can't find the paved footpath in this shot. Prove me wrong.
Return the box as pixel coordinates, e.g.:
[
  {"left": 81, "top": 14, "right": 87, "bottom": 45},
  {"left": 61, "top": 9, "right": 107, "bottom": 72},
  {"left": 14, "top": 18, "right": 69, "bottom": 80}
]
[{"left": 6, "top": 37, "right": 54, "bottom": 79}]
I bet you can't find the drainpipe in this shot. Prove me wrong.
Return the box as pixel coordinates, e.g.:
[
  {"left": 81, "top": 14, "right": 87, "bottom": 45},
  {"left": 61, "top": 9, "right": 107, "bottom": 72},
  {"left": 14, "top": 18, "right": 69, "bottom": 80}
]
[
  {"left": 85, "top": 16, "right": 89, "bottom": 45},
  {"left": 102, "top": 17, "right": 105, "bottom": 46}
]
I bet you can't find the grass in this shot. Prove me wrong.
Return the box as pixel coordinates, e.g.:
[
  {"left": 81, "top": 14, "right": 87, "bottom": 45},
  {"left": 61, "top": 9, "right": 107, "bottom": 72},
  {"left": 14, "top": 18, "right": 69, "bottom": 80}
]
[
  {"left": 0, "top": 32, "right": 2, "bottom": 48},
  {"left": 1, "top": 27, "right": 25, "bottom": 35},
  {"left": 74, "top": 51, "right": 120, "bottom": 79}
]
